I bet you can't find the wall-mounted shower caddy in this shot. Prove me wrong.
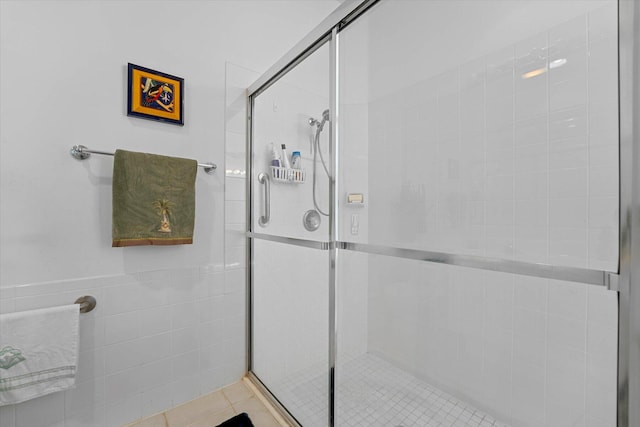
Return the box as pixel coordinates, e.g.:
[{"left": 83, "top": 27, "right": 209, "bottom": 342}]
[{"left": 270, "top": 166, "right": 306, "bottom": 183}]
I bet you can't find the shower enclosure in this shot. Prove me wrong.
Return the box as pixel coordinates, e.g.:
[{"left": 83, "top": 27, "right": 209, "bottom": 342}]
[{"left": 245, "top": 1, "right": 639, "bottom": 426}]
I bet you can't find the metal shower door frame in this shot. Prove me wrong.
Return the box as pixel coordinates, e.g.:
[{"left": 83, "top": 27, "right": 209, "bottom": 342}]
[{"left": 616, "top": 1, "right": 639, "bottom": 425}]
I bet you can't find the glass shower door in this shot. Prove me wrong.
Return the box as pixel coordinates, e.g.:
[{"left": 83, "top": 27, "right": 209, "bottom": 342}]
[
  {"left": 250, "top": 41, "right": 331, "bottom": 427},
  {"left": 335, "top": 1, "right": 620, "bottom": 426}
]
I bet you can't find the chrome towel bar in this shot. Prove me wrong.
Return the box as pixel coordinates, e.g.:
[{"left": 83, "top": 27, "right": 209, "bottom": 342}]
[{"left": 70, "top": 145, "right": 217, "bottom": 174}]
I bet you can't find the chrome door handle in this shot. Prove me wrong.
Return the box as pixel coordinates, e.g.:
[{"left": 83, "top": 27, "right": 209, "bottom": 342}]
[{"left": 258, "top": 172, "right": 270, "bottom": 227}]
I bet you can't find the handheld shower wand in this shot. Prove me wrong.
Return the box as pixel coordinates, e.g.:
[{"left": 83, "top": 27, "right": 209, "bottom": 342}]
[
  {"left": 308, "top": 109, "right": 331, "bottom": 216},
  {"left": 317, "top": 109, "right": 330, "bottom": 132},
  {"left": 308, "top": 109, "right": 330, "bottom": 132}
]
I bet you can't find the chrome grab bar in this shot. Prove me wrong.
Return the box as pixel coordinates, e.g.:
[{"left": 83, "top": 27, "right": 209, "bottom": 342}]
[{"left": 258, "top": 172, "right": 270, "bottom": 227}]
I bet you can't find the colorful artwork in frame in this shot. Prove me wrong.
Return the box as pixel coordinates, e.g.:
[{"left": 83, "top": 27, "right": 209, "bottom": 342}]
[{"left": 127, "top": 63, "right": 184, "bottom": 126}]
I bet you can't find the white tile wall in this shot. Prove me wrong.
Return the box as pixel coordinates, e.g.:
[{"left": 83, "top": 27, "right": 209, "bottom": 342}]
[
  {"left": 0, "top": 267, "right": 244, "bottom": 427},
  {"left": 223, "top": 63, "right": 257, "bottom": 398},
  {"left": 251, "top": 43, "right": 331, "bottom": 241},
  {"left": 252, "top": 239, "right": 330, "bottom": 426},
  {"left": 354, "top": 2, "right": 619, "bottom": 272},
  {"left": 364, "top": 255, "right": 618, "bottom": 427},
  {"left": 336, "top": 251, "right": 369, "bottom": 363}
]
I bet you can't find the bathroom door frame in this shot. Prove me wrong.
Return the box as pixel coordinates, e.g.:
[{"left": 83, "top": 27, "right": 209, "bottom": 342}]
[{"left": 245, "top": 1, "right": 640, "bottom": 426}]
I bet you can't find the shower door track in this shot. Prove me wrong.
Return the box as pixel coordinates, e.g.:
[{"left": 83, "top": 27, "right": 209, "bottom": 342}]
[{"left": 247, "top": 233, "right": 617, "bottom": 288}]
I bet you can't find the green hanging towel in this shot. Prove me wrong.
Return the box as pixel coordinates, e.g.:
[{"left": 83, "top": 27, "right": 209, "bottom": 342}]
[{"left": 112, "top": 149, "right": 197, "bottom": 247}]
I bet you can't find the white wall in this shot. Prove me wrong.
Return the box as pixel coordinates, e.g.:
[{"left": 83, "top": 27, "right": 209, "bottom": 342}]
[
  {"left": 252, "top": 42, "right": 332, "bottom": 240},
  {"left": 367, "top": 257, "right": 618, "bottom": 427},
  {"left": 336, "top": 13, "right": 371, "bottom": 370},
  {"left": 0, "top": 0, "right": 338, "bottom": 287},
  {"left": 0, "top": 1, "right": 339, "bottom": 426},
  {"left": 252, "top": 240, "right": 329, "bottom": 427},
  {"left": 360, "top": 0, "right": 619, "bottom": 270},
  {"left": 338, "top": 12, "right": 370, "bottom": 246}
]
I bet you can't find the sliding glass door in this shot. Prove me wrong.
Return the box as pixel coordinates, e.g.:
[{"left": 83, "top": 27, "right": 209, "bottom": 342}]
[{"left": 335, "top": 1, "right": 619, "bottom": 426}]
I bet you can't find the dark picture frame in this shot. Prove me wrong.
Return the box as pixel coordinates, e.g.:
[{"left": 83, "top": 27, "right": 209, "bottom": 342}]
[{"left": 127, "top": 63, "right": 184, "bottom": 126}]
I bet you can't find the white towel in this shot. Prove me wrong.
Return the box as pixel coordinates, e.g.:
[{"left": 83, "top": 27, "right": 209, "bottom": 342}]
[{"left": 0, "top": 304, "right": 79, "bottom": 406}]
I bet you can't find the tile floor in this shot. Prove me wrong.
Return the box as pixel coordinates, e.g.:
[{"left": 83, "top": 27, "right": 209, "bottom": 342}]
[
  {"left": 275, "top": 354, "right": 510, "bottom": 427},
  {"left": 127, "top": 355, "right": 510, "bottom": 427},
  {"left": 125, "top": 379, "right": 288, "bottom": 427}
]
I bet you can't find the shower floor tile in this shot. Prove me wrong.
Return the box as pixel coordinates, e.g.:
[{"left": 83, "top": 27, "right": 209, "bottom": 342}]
[{"left": 276, "top": 354, "right": 510, "bottom": 427}]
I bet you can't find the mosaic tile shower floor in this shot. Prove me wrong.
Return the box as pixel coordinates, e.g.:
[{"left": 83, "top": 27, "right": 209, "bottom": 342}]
[{"left": 276, "top": 354, "right": 510, "bottom": 427}]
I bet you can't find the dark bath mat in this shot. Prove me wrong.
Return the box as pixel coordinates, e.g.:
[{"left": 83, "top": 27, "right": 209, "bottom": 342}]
[{"left": 216, "top": 412, "right": 254, "bottom": 427}]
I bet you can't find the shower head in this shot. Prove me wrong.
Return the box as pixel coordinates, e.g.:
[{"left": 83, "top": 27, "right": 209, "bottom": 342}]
[
  {"left": 309, "top": 109, "right": 331, "bottom": 132},
  {"left": 320, "top": 109, "right": 330, "bottom": 130}
]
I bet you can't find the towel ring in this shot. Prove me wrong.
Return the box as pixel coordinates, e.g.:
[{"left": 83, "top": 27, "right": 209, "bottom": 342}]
[{"left": 74, "top": 295, "right": 96, "bottom": 313}]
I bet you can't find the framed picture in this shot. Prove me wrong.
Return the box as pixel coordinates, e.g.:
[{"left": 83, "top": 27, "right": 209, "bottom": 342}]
[{"left": 127, "top": 63, "right": 184, "bottom": 126}]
